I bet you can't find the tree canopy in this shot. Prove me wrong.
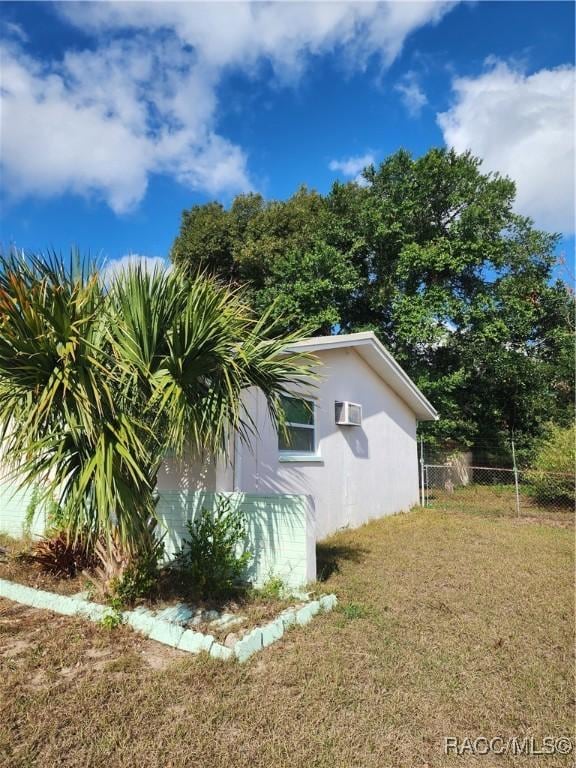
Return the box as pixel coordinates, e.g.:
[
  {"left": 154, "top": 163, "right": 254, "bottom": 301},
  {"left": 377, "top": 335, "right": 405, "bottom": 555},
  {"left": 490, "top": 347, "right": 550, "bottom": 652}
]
[{"left": 171, "top": 148, "right": 574, "bottom": 457}]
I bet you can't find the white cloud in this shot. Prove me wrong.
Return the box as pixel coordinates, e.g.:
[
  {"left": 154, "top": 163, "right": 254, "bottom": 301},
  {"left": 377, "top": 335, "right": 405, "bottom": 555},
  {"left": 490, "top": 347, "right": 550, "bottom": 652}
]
[
  {"left": 0, "top": 40, "right": 250, "bottom": 213},
  {"left": 438, "top": 61, "right": 575, "bottom": 233},
  {"left": 100, "top": 254, "right": 171, "bottom": 282},
  {"left": 1, "top": 1, "right": 458, "bottom": 213},
  {"left": 329, "top": 153, "right": 376, "bottom": 184},
  {"left": 57, "top": 2, "right": 457, "bottom": 78},
  {"left": 395, "top": 71, "right": 428, "bottom": 116}
]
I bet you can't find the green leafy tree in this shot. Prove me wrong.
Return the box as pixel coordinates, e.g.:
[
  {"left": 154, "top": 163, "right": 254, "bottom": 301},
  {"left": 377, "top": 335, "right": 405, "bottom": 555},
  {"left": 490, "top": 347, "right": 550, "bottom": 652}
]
[
  {"left": 171, "top": 148, "right": 574, "bottom": 457},
  {"left": 0, "top": 252, "right": 313, "bottom": 586},
  {"left": 172, "top": 187, "right": 361, "bottom": 335}
]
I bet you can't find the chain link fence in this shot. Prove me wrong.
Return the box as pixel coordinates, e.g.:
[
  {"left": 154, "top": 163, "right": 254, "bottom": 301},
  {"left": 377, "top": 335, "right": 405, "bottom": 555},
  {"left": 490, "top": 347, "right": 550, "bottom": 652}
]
[{"left": 421, "top": 463, "right": 574, "bottom": 522}]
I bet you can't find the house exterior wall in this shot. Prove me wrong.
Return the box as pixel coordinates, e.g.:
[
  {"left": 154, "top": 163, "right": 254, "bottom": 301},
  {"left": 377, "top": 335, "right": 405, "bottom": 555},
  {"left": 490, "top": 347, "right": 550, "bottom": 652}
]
[
  {"left": 0, "top": 456, "right": 47, "bottom": 538},
  {"left": 235, "top": 347, "right": 419, "bottom": 541},
  {"left": 0, "top": 346, "right": 421, "bottom": 587},
  {"left": 0, "top": 482, "right": 46, "bottom": 538},
  {"left": 157, "top": 491, "right": 315, "bottom": 588},
  {"left": 0, "top": 483, "right": 315, "bottom": 587},
  {"left": 156, "top": 454, "right": 217, "bottom": 493}
]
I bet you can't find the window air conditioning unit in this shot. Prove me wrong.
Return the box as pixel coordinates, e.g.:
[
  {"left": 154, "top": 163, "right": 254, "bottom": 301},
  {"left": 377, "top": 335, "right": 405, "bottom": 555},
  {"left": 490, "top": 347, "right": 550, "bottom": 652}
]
[{"left": 335, "top": 401, "right": 362, "bottom": 426}]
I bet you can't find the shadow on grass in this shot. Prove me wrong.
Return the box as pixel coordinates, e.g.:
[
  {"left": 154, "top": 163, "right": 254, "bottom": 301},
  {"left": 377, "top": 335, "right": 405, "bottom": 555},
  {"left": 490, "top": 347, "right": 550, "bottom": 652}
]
[{"left": 316, "top": 541, "right": 368, "bottom": 582}]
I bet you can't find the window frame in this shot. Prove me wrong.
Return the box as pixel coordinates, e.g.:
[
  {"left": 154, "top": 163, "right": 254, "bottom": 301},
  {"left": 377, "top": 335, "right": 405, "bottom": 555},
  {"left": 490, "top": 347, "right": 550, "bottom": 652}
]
[{"left": 278, "top": 394, "right": 321, "bottom": 461}]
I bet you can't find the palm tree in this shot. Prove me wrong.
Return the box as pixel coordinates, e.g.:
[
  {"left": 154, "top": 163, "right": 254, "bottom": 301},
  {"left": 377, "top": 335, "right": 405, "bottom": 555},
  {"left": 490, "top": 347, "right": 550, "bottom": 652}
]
[{"left": 0, "top": 252, "right": 314, "bottom": 581}]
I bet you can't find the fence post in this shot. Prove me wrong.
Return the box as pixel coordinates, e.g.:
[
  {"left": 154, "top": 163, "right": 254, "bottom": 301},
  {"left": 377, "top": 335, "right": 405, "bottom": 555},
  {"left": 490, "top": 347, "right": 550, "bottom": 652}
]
[
  {"left": 419, "top": 436, "right": 425, "bottom": 507},
  {"left": 512, "top": 439, "right": 521, "bottom": 516}
]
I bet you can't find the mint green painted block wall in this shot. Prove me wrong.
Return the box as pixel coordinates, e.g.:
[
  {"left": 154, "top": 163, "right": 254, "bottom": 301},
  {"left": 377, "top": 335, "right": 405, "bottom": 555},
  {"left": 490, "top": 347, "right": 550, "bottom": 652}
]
[
  {"left": 0, "top": 482, "right": 46, "bottom": 538},
  {"left": 157, "top": 491, "right": 314, "bottom": 589},
  {"left": 0, "top": 482, "right": 314, "bottom": 589}
]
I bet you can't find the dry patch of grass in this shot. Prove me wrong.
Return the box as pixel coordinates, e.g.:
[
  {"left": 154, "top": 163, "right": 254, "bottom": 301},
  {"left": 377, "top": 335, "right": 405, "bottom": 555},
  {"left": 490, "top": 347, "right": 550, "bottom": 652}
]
[
  {"left": 426, "top": 484, "right": 574, "bottom": 526},
  {"left": 1, "top": 509, "right": 574, "bottom": 768}
]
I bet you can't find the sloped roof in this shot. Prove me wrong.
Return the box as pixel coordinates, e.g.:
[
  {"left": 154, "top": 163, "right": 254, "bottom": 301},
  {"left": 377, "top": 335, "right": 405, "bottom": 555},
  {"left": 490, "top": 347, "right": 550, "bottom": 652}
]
[{"left": 288, "top": 331, "right": 438, "bottom": 422}]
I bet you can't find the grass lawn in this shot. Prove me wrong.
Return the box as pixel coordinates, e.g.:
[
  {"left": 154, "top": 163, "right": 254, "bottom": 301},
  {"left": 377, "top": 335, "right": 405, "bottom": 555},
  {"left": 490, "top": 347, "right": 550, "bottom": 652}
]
[
  {"left": 425, "top": 483, "right": 573, "bottom": 524},
  {"left": 1, "top": 508, "right": 574, "bottom": 767}
]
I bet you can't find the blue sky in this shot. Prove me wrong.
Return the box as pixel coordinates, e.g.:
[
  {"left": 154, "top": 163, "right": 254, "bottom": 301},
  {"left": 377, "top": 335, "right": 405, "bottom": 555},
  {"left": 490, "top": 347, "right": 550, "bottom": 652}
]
[{"left": 0, "top": 1, "right": 574, "bottom": 271}]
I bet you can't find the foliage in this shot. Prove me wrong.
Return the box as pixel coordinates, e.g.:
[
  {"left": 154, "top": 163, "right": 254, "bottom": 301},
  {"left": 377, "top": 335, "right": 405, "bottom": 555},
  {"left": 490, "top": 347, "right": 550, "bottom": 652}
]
[
  {"left": 100, "top": 609, "right": 123, "bottom": 630},
  {"left": 172, "top": 188, "right": 360, "bottom": 335},
  {"left": 0, "top": 251, "right": 314, "bottom": 589},
  {"left": 23, "top": 485, "right": 42, "bottom": 537},
  {"left": 170, "top": 148, "right": 575, "bottom": 457},
  {"left": 109, "top": 534, "right": 165, "bottom": 606},
  {"left": 31, "top": 532, "right": 96, "bottom": 578},
  {"left": 257, "top": 575, "right": 287, "bottom": 600},
  {"left": 45, "top": 498, "right": 70, "bottom": 533},
  {"left": 25, "top": 486, "right": 67, "bottom": 537},
  {"left": 176, "top": 496, "right": 252, "bottom": 598},
  {"left": 528, "top": 422, "right": 575, "bottom": 473},
  {"left": 111, "top": 564, "right": 156, "bottom": 606},
  {"left": 338, "top": 602, "right": 369, "bottom": 620},
  {"left": 525, "top": 424, "right": 575, "bottom": 506}
]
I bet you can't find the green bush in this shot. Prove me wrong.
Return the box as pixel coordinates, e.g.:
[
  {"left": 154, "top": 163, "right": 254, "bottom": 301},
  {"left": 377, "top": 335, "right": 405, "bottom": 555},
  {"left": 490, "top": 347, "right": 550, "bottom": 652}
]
[
  {"left": 256, "top": 575, "right": 287, "bottom": 600},
  {"left": 101, "top": 610, "right": 123, "bottom": 630},
  {"left": 526, "top": 424, "right": 575, "bottom": 506},
  {"left": 108, "top": 535, "right": 165, "bottom": 606},
  {"left": 176, "top": 496, "right": 252, "bottom": 599},
  {"left": 112, "top": 555, "right": 161, "bottom": 606}
]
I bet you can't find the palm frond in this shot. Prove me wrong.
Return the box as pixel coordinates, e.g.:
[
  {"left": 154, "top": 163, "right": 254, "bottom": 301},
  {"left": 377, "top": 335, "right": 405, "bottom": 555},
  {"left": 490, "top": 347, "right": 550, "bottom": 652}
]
[{"left": 0, "top": 251, "right": 316, "bottom": 563}]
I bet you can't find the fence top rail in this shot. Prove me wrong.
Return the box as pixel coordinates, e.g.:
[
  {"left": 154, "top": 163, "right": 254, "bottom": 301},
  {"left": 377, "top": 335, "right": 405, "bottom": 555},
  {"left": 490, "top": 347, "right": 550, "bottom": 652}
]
[
  {"left": 424, "top": 464, "right": 574, "bottom": 478},
  {"left": 424, "top": 464, "right": 516, "bottom": 472}
]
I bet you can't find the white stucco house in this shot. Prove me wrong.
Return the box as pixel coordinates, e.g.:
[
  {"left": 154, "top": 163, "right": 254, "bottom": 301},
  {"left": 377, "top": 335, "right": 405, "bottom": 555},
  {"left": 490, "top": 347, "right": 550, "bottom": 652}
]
[
  {"left": 155, "top": 331, "right": 438, "bottom": 586},
  {"left": 0, "top": 331, "right": 438, "bottom": 589}
]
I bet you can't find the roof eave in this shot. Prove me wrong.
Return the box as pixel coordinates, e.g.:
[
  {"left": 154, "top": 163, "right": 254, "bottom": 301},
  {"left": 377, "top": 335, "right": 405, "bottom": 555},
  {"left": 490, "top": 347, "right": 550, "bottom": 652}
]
[{"left": 287, "top": 333, "right": 439, "bottom": 422}]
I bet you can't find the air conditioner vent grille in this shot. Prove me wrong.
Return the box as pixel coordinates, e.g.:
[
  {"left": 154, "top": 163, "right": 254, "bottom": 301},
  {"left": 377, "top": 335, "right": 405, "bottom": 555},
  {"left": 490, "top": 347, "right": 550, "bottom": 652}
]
[{"left": 335, "top": 401, "right": 362, "bottom": 426}]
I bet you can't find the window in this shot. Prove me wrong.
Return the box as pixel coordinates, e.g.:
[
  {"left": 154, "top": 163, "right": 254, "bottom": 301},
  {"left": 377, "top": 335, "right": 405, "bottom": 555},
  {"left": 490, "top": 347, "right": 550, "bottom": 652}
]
[{"left": 278, "top": 395, "right": 316, "bottom": 454}]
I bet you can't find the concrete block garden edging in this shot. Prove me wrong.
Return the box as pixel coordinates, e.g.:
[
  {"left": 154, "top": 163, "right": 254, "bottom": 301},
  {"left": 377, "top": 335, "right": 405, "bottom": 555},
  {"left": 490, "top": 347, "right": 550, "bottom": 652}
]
[{"left": 0, "top": 577, "right": 337, "bottom": 663}]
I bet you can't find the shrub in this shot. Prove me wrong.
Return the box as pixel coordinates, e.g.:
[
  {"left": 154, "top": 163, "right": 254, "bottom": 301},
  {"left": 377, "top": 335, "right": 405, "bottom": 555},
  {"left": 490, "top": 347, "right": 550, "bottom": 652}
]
[
  {"left": 257, "top": 575, "right": 287, "bottom": 600},
  {"left": 176, "top": 496, "right": 252, "bottom": 599},
  {"left": 101, "top": 610, "right": 123, "bottom": 630},
  {"left": 111, "top": 547, "right": 163, "bottom": 606},
  {"left": 525, "top": 423, "right": 575, "bottom": 506},
  {"left": 31, "top": 532, "right": 96, "bottom": 578},
  {"left": 87, "top": 530, "right": 165, "bottom": 606}
]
